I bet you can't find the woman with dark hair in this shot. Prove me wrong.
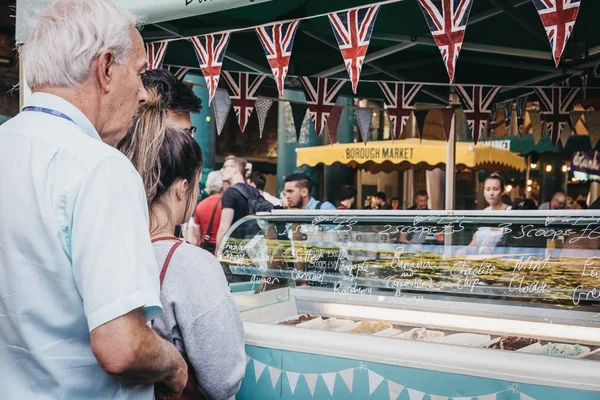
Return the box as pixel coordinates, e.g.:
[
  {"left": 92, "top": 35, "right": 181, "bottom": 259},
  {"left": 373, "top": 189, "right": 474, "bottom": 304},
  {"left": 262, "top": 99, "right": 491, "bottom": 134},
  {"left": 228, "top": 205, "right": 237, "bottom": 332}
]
[
  {"left": 118, "top": 89, "right": 245, "bottom": 400},
  {"left": 390, "top": 197, "right": 400, "bottom": 210}
]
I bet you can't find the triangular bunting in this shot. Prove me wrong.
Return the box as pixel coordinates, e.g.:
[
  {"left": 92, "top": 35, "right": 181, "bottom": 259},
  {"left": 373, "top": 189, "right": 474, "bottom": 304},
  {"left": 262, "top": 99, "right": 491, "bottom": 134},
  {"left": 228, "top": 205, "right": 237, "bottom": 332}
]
[
  {"left": 328, "top": 5, "right": 380, "bottom": 93},
  {"left": 221, "top": 72, "right": 265, "bottom": 133},
  {"left": 339, "top": 368, "right": 354, "bottom": 393},
  {"left": 300, "top": 77, "right": 346, "bottom": 136},
  {"left": 290, "top": 102, "right": 308, "bottom": 142},
  {"left": 168, "top": 66, "right": 190, "bottom": 81},
  {"left": 378, "top": 82, "right": 422, "bottom": 139},
  {"left": 304, "top": 373, "right": 319, "bottom": 396},
  {"left": 442, "top": 109, "right": 455, "bottom": 141},
  {"left": 534, "top": 87, "right": 579, "bottom": 146},
  {"left": 520, "top": 393, "right": 535, "bottom": 400},
  {"left": 414, "top": 109, "right": 429, "bottom": 141},
  {"left": 190, "top": 33, "right": 231, "bottom": 106},
  {"left": 516, "top": 95, "right": 528, "bottom": 135},
  {"left": 560, "top": 118, "right": 572, "bottom": 147},
  {"left": 417, "top": 0, "right": 474, "bottom": 82},
  {"left": 477, "top": 394, "right": 496, "bottom": 400},
  {"left": 503, "top": 100, "right": 513, "bottom": 136},
  {"left": 286, "top": 371, "right": 300, "bottom": 394},
  {"left": 452, "top": 397, "right": 473, "bottom": 400},
  {"left": 256, "top": 21, "right": 300, "bottom": 98},
  {"left": 571, "top": 110, "right": 584, "bottom": 129},
  {"left": 455, "top": 85, "right": 501, "bottom": 145},
  {"left": 388, "top": 380, "right": 405, "bottom": 400},
  {"left": 356, "top": 108, "right": 373, "bottom": 144},
  {"left": 253, "top": 360, "right": 266, "bottom": 382},
  {"left": 326, "top": 106, "right": 343, "bottom": 144},
  {"left": 368, "top": 370, "right": 384, "bottom": 395},
  {"left": 246, "top": 355, "right": 251, "bottom": 365},
  {"left": 407, "top": 388, "right": 426, "bottom": 400},
  {"left": 530, "top": 109, "right": 543, "bottom": 145},
  {"left": 531, "top": 0, "right": 581, "bottom": 67},
  {"left": 489, "top": 103, "right": 499, "bottom": 136},
  {"left": 146, "top": 41, "right": 168, "bottom": 70},
  {"left": 584, "top": 111, "right": 600, "bottom": 149},
  {"left": 212, "top": 90, "right": 231, "bottom": 136},
  {"left": 255, "top": 97, "right": 274, "bottom": 138},
  {"left": 321, "top": 372, "right": 336, "bottom": 396},
  {"left": 268, "top": 366, "right": 281, "bottom": 389},
  {"left": 430, "top": 396, "right": 449, "bottom": 400}
]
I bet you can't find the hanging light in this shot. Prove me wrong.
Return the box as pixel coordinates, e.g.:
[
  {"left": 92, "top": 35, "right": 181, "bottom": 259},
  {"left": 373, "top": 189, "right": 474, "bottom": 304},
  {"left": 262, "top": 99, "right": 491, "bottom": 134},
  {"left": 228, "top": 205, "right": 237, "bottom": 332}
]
[
  {"left": 527, "top": 186, "right": 532, "bottom": 192},
  {"left": 527, "top": 179, "right": 533, "bottom": 185},
  {"left": 530, "top": 163, "right": 538, "bottom": 169},
  {"left": 505, "top": 184, "right": 513, "bottom": 193},
  {"left": 546, "top": 164, "right": 553, "bottom": 172},
  {"left": 562, "top": 165, "right": 568, "bottom": 172}
]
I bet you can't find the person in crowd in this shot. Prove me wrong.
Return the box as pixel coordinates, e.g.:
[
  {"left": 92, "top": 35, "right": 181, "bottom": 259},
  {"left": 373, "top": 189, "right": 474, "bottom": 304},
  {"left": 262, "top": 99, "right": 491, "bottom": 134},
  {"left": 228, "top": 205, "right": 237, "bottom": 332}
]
[
  {"left": 538, "top": 192, "right": 566, "bottom": 210},
  {"left": 374, "top": 191, "right": 392, "bottom": 210},
  {"left": 460, "top": 173, "right": 511, "bottom": 254},
  {"left": 119, "top": 90, "right": 245, "bottom": 399},
  {"left": 408, "top": 190, "right": 430, "bottom": 210},
  {"left": 142, "top": 68, "right": 201, "bottom": 132},
  {"left": 194, "top": 171, "right": 224, "bottom": 254},
  {"left": 216, "top": 155, "right": 262, "bottom": 251},
  {"left": 390, "top": 197, "right": 400, "bottom": 210},
  {"left": 248, "top": 171, "right": 281, "bottom": 206},
  {"left": 0, "top": 0, "right": 188, "bottom": 398},
  {"left": 284, "top": 173, "right": 336, "bottom": 210},
  {"left": 276, "top": 190, "right": 289, "bottom": 209},
  {"left": 337, "top": 185, "right": 357, "bottom": 210}
]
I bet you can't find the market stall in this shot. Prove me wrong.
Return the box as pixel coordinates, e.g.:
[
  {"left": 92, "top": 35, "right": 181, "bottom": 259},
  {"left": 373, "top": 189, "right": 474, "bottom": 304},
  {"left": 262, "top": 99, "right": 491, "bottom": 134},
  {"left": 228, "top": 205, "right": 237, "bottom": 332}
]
[
  {"left": 296, "top": 138, "right": 526, "bottom": 173},
  {"left": 219, "top": 210, "right": 600, "bottom": 400}
]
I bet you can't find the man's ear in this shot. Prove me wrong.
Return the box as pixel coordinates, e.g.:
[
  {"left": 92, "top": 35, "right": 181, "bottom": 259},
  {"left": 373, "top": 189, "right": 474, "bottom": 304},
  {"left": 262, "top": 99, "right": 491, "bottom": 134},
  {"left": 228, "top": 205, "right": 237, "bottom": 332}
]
[
  {"left": 301, "top": 187, "right": 309, "bottom": 198},
  {"left": 96, "top": 50, "right": 116, "bottom": 93}
]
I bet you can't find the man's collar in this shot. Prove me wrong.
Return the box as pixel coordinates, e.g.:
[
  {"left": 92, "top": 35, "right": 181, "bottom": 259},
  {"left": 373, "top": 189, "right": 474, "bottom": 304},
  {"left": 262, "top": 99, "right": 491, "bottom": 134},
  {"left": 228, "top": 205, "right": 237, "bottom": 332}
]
[{"left": 24, "top": 92, "right": 100, "bottom": 141}]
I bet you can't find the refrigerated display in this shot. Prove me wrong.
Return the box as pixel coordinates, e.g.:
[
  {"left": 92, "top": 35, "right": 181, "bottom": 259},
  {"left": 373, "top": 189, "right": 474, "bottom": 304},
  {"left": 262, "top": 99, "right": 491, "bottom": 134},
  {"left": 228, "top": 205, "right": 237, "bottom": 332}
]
[{"left": 218, "top": 210, "right": 600, "bottom": 400}]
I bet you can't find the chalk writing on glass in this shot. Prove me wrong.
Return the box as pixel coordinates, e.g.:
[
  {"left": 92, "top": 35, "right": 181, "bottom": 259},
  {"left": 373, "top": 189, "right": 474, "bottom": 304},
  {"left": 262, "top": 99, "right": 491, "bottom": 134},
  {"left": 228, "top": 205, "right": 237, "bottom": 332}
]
[{"left": 390, "top": 247, "right": 434, "bottom": 277}]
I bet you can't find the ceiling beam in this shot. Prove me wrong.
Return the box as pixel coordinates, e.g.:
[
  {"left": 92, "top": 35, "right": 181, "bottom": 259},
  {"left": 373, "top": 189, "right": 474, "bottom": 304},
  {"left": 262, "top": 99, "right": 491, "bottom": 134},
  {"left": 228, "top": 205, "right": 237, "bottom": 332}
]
[
  {"left": 151, "top": 23, "right": 270, "bottom": 74},
  {"left": 302, "top": 30, "right": 448, "bottom": 104},
  {"left": 359, "top": 58, "right": 442, "bottom": 77},
  {"left": 459, "top": 55, "right": 580, "bottom": 74},
  {"left": 469, "top": 0, "right": 530, "bottom": 24},
  {"left": 315, "top": 42, "right": 417, "bottom": 77},
  {"left": 485, "top": 0, "right": 549, "bottom": 45}
]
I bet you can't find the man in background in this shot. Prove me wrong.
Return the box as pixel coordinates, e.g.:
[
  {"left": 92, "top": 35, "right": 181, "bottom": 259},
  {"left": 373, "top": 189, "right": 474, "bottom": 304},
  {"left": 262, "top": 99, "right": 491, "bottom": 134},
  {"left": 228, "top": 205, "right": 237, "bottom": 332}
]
[
  {"left": 408, "top": 190, "right": 430, "bottom": 210},
  {"left": 284, "top": 173, "right": 335, "bottom": 210},
  {"left": 539, "top": 192, "right": 566, "bottom": 210},
  {"left": 374, "top": 191, "right": 392, "bottom": 210},
  {"left": 337, "top": 185, "right": 357, "bottom": 210},
  {"left": 142, "top": 68, "right": 201, "bottom": 132},
  {"left": 248, "top": 171, "right": 281, "bottom": 206},
  {"left": 0, "top": 0, "right": 186, "bottom": 398}
]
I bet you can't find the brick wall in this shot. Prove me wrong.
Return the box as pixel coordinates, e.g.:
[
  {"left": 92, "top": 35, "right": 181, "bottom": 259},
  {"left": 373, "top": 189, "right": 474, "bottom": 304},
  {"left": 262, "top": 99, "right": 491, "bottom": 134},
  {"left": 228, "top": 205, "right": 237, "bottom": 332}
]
[{"left": 0, "top": 0, "right": 19, "bottom": 118}]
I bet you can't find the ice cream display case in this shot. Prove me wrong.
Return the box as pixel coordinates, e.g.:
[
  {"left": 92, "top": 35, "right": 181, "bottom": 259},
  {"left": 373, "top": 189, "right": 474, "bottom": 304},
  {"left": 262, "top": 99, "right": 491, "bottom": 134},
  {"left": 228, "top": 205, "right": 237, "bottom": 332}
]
[{"left": 217, "top": 210, "right": 600, "bottom": 400}]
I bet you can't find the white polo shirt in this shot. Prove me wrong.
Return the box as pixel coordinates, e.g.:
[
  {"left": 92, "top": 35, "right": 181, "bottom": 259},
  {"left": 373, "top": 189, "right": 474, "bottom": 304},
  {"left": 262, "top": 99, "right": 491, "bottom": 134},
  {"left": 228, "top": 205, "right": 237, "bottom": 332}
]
[{"left": 0, "top": 92, "right": 162, "bottom": 399}]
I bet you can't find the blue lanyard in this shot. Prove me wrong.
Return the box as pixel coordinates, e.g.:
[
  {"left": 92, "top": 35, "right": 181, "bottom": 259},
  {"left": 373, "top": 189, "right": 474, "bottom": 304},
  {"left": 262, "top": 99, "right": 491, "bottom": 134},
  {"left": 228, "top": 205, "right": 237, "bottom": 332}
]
[{"left": 22, "top": 106, "right": 76, "bottom": 125}]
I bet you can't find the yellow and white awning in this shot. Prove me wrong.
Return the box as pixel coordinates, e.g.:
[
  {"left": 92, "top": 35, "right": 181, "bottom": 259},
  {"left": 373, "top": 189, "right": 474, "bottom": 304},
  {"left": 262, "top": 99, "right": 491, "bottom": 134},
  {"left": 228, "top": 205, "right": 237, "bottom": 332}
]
[{"left": 296, "top": 138, "right": 525, "bottom": 173}]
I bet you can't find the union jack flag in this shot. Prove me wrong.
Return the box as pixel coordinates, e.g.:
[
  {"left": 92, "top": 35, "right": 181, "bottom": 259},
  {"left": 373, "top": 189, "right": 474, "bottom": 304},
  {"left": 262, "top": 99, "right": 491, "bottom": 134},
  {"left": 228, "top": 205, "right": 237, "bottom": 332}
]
[
  {"left": 534, "top": 86, "right": 579, "bottom": 145},
  {"left": 532, "top": 0, "right": 581, "bottom": 67},
  {"left": 256, "top": 21, "right": 299, "bottom": 98},
  {"left": 167, "top": 66, "right": 190, "bottom": 81},
  {"left": 299, "top": 77, "right": 346, "bottom": 136},
  {"left": 455, "top": 85, "right": 500, "bottom": 145},
  {"left": 146, "top": 41, "right": 168, "bottom": 70},
  {"left": 328, "top": 5, "right": 380, "bottom": 94},
  {"left": 221, "top": 72, "right": 266, "bottom": 133},
  {"left": 190, "top": 33, "right": 230, "bottom": 106},
  {"left": 417, "top": 0, "right": 473, "bottom": 83},
  {"left": 378, "top": 82, "right": 422, "bottom": 139}
]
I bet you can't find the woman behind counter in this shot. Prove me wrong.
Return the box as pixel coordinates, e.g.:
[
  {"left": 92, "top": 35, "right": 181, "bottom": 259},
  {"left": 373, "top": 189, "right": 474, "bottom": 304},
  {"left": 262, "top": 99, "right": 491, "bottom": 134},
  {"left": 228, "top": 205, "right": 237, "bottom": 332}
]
[{"left": 118, "top": 90, "right": 245, "bottom": 400}]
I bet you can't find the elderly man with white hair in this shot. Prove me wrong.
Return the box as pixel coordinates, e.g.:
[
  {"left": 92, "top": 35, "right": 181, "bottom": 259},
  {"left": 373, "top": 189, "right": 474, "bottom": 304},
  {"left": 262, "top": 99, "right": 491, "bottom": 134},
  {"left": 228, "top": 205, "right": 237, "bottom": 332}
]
[{"left": 0, "top": 0, "right": 187, "bottom": 399}]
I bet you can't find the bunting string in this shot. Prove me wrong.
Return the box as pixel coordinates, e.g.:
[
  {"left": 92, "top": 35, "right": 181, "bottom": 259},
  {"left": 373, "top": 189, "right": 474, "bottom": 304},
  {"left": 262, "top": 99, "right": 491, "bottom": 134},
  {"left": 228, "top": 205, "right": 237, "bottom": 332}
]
[{"left": 245, "top": 355, "right": 539, "bottom": 399}]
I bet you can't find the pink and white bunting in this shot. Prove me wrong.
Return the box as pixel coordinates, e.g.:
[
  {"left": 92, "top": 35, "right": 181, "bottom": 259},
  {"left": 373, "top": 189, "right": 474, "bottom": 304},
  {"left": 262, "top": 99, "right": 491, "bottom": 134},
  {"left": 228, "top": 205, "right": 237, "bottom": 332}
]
[
  {"left": 531, "top": 0, "right": 581, "bottom": 67},
  {"left": 222, "top": 71, "right": 266, "bottom": 132},
  {"left": 255, "top": 21, "right": 300, "bottom": 98},
  {"left": 417, "top": 0, "right": 473, "bottom": 82},
  {"left": 190, "top": 33, "right": 231, "bottom": 106},
  {"left": 145, "top": 41, "right": 168, "bottom": 70},
  {"left": 378, "top": 82, "right": 422, "bottom": 139},
  {"left": 299, "top": 77, "right": 346, "bottom": 136},
  {"left": 328, "top": 5, "right": 380, "bottom": 94}
]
